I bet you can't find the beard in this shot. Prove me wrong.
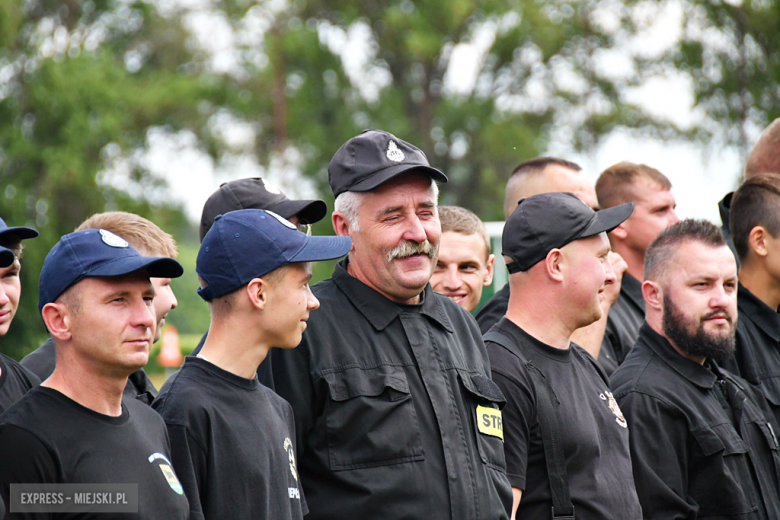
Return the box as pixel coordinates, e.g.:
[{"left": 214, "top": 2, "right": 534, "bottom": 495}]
[{"left": 662, "top": 293, "right": 736, "bottom": 363}]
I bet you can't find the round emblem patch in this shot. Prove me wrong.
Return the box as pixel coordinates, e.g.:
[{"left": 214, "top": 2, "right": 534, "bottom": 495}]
[
  {"left": 386, "top": 140, "right": 405, "bottom": 162},
  {"left": 266, "top": 210, "right": 297, "bottom": 230},
  {"left": 99, "top": 229, "right": 129, "bottom": 248},
  {"left": 262, "top": 179, "right": 282, "bottom": 195}
]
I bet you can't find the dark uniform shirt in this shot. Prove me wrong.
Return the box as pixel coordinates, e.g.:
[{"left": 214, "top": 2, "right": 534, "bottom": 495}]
[
  {"left": 611, "top": 324, "right": 780, "bottom": 520},
  {"left": 0, "top": 387, "right": 190, "bottom": 520},
  {"left": 21, "top": 337, "right": 158, "bottom": 405},
  {"left": 257, "top": 259, "right": 513, "bottom": 520},
  {"left": 485, "top": 318, "right": 642, "bottom": 520},
  {"left": 153, "top": 356, "right": 306, "bottom": 520},
  {"left": 603, "top": 272, "right": 644, "bottom": 367},
  {"left": 476, "top": 283, "right": 621, "bottom": 375},
  {"left": 0, "top": 352, "right": 40, "bottom": 415},
  {"left": 721, "top": 284, "right": 780, "bottom": 427}
]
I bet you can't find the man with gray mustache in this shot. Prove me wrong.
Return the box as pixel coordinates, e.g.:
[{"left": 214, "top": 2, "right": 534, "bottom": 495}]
[{"left": 257, "top": 130, "right": 513, "bottom": 520}]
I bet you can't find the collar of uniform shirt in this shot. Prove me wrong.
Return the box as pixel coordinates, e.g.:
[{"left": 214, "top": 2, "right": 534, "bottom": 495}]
[
  {"left": 737, "top": 284, "right": 780, "bottom": 342},
  {"left": 332, "top": 258, "right": 453, "bottom": 333}
]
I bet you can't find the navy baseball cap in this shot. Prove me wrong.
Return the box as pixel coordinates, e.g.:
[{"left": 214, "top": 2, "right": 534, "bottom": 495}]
[
  {"left": 38, "top": 229, "right": 184, "bottom": 312},
  {"left": 197, "top": 209, "right": 352, "bottom": 301},
  {"left": 199, "top": 177, "right": 327, "bottom": 242},
  {"left": 503, "top": 192, "right": 633, "bottom": 272},
  {"left": 328, "top": 130, "right": 448, "bottom": 198},
  {"left": 0, "top": 217, "right": 38, "bottom": 242},
  {"left": 0, "top": 246, "right": 14, "bottom": 268}
]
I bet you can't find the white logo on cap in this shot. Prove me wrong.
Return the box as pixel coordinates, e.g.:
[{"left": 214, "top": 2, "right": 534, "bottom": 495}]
[
  {"left": 262, "top": 179, "right": 282, "bottom": 195},
  {"left": 386, "top": 141, "right": 405, "bottom": 162},
  {"left": 266, "top": 210, "right": 297, "bottom": 230},
  {"left": 99, "top": 229, "right": 129, "bottom": 248}
]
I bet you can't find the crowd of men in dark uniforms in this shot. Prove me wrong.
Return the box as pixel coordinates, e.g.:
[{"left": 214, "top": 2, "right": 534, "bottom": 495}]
[{"left": 0, "top": 119, "right": 780, "bottom": 519}]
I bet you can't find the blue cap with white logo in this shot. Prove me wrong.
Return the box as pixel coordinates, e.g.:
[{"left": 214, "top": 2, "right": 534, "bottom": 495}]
[
  {"left": 197, "top": 209, "right": 352, "bottom": 301},
  {"left": 0, "top": 245, "right": 14, "bottom": 269},
  {"left": 38, "top": 229, "right": 184, "bottom": 312}
]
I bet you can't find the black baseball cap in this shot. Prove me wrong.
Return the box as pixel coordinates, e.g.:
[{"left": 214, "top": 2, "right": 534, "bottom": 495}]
[
  {"left": 328, "top": 130, "right": 448, "bottom": 197},
  {"left": 199, "top": 178, "right": 327, "bottom": 242},
  {"left": 39, "top": 229, "right": 184, "bottom": 312},
  {"left": 502, "top": 192, "right": 633, "bottom": 272},
  {"left": 0, "top": 217, "right": 38, "bottom": 242},
  {"left": 197, "top": 209, "right": 352, "bottom": 301}
]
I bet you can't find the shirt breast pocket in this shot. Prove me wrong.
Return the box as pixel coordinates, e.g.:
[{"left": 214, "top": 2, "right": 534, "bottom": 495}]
[
  {"left": 322, "top": 366, "right": 424, "bottom": 471},
  {"left": 691, "top": 424, "right": 757, "bottom": 516},
  {"left": 459, "top": 371, "right": 507, "bottom": 471}
]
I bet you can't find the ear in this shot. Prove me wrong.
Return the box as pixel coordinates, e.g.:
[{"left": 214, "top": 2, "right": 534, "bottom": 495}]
[
  {"left": 544, "top": 249, "right": 565, "bottom": 282},
  {"left": 610, "top": 221, "right": 629, "bottom": 241},
  {"left": 642, "top": 280, "right": 663, "bottom": 311},
  {"left": 245, "top": 278, "right": 269, "bottom": 311},
  {"left": 42, "top": 303, "right": 73, "bottom": 342},
  {"left": 332, "top": 212, "right": 351, "bottom": 239},
  {"left": 483, "top": 254, "right": 495, "bottom": 286},
  {"left": 748, "top": 225, "right": 769, "bottom": 258}
]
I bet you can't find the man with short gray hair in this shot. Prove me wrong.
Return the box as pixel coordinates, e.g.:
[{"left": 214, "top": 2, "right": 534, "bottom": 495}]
[{"left": 258, "top": 130, "right": 512, "bottom": 519}]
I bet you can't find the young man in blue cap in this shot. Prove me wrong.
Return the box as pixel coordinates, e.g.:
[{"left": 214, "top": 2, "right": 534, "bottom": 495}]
[
  {"left": 0, "top": 228, "right": 189, "bottom": 519},
  {"left": 484, "top": 192, "right": 642, "bottom": 520},
  {"left": 152, "top": 209, "right": 351, "bottom": 520},
  {"left": 0, "top": 217, "right": 39, "bottom": 415}
]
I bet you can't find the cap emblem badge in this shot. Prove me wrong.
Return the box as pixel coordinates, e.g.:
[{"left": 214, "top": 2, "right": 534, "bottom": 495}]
[
  {"left": 261, "top": 179, "right": 282, "bottom": 195},
  {"left": 266, "top": 210, "right": 297, "bottom": 230},
  {"left": 99, "top": 229, "right": 129, "bottom": 248},
  {"left": 386, "top": 140, "right": 405, "bottom": 162}
]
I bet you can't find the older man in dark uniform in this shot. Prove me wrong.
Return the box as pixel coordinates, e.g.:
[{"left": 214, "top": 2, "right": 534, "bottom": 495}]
[{"left": 258, "top": 130, "right": 512, "bottom": 519}]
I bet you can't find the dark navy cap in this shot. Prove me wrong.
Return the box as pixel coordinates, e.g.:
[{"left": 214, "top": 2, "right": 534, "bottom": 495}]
[
  {"left": 328, "top": 130, "right": 448, "bottom": 198},
  {"left": 38, "top": 229, "right": 184, "bottom": 312},
  {"left": 503, "top": 192, "right": 633, "bottom": 272},
  {"left": 199, "top": 178, "right": 327, "bottom": 242},
  {"left": 197, "top": 209, "right": 352, "bottom": 301},
  {"left": 0, "top": 246, "right": 14, "bottom": 268},
  {"left": 0, "top": 217, "right": 38, "bottom": 242}
]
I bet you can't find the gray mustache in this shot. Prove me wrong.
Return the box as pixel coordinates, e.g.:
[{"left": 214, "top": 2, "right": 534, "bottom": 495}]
[{"left": 387, "top": 240, "right": 438, "bottom": 263}]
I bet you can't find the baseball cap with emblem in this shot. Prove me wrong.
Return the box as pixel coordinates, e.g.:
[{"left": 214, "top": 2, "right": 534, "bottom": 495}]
[
  {"left": 197, "top": 209, "right": 352, "bottom": 301},
  {"left": 503, "top": 192, "right": 634, "bottom": 273},
  {"left": 328, "top": 130, "right": 448, "bottom": 197},
  {"left": 38, "top": 229, "right": 184, "bottom": 312},
  {"left": 199, "top": 178, "right": 327, "bottom": 242}
]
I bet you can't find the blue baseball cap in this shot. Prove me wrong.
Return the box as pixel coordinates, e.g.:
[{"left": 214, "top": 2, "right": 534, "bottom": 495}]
[
  {"left": 0, "top": 217, "right": 38, "bottom": 243},
  {"left": 39, "top": 229, "right": 184, "bottom": 312},
  {"left": 0, "top": 246, "right": 14, "bottom": 269},
  {"left": 197, "top": 209, "right": 352, "bottom": 301}
]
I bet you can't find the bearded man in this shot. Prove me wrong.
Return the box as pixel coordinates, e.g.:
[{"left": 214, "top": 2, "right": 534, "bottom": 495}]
[{"left": 610, "top": 219, "right": 780, "bottom": 520}]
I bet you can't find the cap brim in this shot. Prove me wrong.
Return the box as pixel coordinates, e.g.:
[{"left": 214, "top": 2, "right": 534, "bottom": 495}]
[
  {"left": 290, "top": 235, "right": 352, "bottom": 263},
  {"left": 88, "top": 256, "right": 184, "bottom": 279},
  {"left": 578, "top": 202, "right": 634, "bottom": 239},
  {"left": 0, "top": 227, "right": 39, "bottom": 241},
  {"left": 344, "top": 163, "right": 448, "bottom": 194},
  {"left": 0, "top": 246, "right": 14, "bottom": 268},
  {"left": 270, "top": 199, "right": 328, "bottom": 224}
]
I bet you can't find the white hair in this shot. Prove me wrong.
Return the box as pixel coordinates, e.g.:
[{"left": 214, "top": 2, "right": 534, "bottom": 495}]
[{"left": 334, "top": 179, "right": 440, "bottom": 233}]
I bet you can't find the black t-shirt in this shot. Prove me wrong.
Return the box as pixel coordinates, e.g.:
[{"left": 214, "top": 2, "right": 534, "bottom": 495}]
[
  {"left": 0, "top": 352, "right": 40, "bottom": 415},
  {"left": 485, "top": 318, "right": 642, "bottom": 520},
  {"left": 152, "top": 356, "right": 306, "bottom": 520},
  {"left": 603, "top": 273, "right": 645, "bottom": 371},
  {"left": 0, "top": 387, "right": 189, "bottom": 519},
  {"left": 20, "top": 338, "right": 158, "bottom": 405}
]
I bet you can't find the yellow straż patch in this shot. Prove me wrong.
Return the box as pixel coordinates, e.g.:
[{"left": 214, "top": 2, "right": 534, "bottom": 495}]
[{"left": 476, "top": 405, "right": 503, "bottom": 441}]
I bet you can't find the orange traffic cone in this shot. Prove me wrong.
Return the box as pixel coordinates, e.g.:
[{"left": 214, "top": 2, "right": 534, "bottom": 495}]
[{"left": 157, "top": 325, "right": 184, "bottom": 369}]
